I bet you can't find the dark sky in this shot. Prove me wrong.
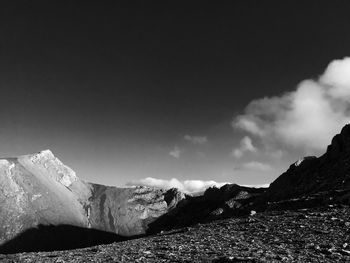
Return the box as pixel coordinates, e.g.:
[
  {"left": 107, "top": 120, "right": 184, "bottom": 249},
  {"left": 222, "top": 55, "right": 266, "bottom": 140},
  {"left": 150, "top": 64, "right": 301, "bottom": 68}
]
[{"left": 1, "top": 1, "right": 350, "bottom": 187}]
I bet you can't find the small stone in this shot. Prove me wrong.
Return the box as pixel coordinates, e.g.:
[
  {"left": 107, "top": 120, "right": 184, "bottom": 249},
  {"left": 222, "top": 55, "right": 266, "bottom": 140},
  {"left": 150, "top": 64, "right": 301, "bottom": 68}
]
[
  {"left": 305, "top": 243, "right": 314, "bottom": 249},
  {"left": 250, "top": 210, "right": 257, "bottom": 216}
]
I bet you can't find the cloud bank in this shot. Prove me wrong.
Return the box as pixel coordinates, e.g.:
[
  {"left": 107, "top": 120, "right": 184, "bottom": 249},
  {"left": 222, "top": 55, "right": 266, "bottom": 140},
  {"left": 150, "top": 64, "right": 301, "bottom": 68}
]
[
  {"left": 184, "top": 135, "right": 208, "bottom": 144},
  {"left": 233, "top": 57, "right": 350, "bottom": 155},
  {"left": 126, "top": 177, "right": 229, "bottom": 194}
]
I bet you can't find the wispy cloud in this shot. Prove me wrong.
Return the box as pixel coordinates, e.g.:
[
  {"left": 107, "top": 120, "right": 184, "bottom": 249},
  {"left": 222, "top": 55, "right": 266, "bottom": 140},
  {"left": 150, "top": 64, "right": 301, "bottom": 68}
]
[
  {"left": 126, "top": 177, "right": 229, "bottom": 194},
  {"left": 232, "top": 136, "right": 257, "bottom": 158},
  {"left": 169, "top": 146, "right": 182, "bottom": 158},
  {"left": 233, "top": 57, "right": 350, "bottom": 156},
  {"left": 184, "top": 135, "right": 208, "bottom": 145}
]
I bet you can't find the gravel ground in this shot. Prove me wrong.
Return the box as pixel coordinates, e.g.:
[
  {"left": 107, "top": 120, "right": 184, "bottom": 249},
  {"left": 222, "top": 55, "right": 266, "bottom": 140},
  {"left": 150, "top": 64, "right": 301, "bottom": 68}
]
[{"left": 1, "top": 205, "right": 350, "bottom": 263}]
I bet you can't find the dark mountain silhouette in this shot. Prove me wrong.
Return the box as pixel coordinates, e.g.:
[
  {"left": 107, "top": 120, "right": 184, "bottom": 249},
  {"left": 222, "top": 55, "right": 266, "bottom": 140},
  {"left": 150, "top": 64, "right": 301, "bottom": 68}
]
[{"left": 265, "top": 124, "right": 350, "bottom": 202}]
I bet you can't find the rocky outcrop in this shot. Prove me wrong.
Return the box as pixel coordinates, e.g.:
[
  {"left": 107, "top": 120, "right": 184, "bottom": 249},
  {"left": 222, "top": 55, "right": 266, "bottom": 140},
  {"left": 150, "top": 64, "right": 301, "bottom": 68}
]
[
  {"left": 147, "top": 184, "right": 266, "bottom": 233},
  {"left": 0, "top": 150, "right": 185, "bottom": 250},
  {"left": 163, "top": 188, "right": 186, "bottom": 210},
  {"left": 265, "top": 124, "right": 350, "bottom": 202},
  {"left": 88, "top": 184, "right": 170, "bottom": 236}
]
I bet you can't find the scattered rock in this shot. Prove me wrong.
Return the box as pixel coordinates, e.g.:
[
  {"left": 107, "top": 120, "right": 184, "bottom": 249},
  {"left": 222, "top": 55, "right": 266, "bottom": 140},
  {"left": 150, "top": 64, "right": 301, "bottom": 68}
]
[{"left": 1, "top": 205, "right": 349, "bottom": 262}]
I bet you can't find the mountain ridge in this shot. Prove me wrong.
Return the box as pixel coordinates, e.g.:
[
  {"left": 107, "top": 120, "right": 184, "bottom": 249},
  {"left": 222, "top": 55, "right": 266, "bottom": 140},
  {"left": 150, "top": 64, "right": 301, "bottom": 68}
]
[
  {"left": 264, "top": 123, "right": 350, "bottom": 202},
  {"left": 0, "top": 151, "right": 185, "bottom": 252}
]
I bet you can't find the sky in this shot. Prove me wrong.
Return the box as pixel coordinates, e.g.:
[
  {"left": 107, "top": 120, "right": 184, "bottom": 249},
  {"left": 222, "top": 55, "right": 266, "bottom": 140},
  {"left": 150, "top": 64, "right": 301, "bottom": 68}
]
[{"left": 1, "top": 1, "right": 350, "bottom": 193}]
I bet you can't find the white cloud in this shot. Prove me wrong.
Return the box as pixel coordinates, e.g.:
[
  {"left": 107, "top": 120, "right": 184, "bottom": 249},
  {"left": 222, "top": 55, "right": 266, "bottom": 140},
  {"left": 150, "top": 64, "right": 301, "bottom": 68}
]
[
  {"left": 241, "top": 183, "right": 270, "bottom": 188},
  {"left": 184, "top": 135, "right": 208, "bottom": 144},
  {"left": 233, "top": 57, "right": 350, "bottom": 155},
  {"left": 182, "top": 180, "right": 227, "bottom": 193},
  {"left": 240, "top": 161, "right": 272, "bottom": 171},
  {"left": 169, "top": 146, "right": 181, "bottom": 158},
  {"left": 321, "top": 58, "right": 350, "bottom": 98},
  {"left": 126, "top": 177, "right": 229, "bottom": 194},
  {"left": 232, "top": 136, "right": 257, "bottom": 158}
]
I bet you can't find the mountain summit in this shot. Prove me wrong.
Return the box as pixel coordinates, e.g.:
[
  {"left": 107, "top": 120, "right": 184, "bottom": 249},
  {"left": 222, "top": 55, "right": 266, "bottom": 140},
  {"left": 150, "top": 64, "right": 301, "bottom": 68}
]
[{"left": 0, "top": 150, "right": 184, "bottom": 252}]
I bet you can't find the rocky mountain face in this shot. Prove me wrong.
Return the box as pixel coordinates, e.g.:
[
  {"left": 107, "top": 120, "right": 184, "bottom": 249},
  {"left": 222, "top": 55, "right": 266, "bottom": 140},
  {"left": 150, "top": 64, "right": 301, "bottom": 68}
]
[
  {"left": 0, "top": 150, "right": 184, "bottom": 252},
  {"left": 148, "top": 184, "right": 266, "bottom": 233},
  {"left": 264, "top": 124, "right": 350, "bottom": 203}
]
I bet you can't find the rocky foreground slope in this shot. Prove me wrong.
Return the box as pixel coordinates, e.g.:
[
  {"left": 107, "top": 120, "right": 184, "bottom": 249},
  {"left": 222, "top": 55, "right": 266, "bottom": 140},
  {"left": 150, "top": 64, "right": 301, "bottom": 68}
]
[
  {"left": 1, "top": 205, "right": 349, "bottom": 262},
  {"left": 0, "top": 150, "right": 184, "bottom": 253}
]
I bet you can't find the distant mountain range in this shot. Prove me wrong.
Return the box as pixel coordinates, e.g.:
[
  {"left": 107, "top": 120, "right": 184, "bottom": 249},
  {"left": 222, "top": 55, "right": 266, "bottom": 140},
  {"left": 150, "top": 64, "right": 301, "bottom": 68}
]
[{"left": 1, "top": 124, "right": 350, "bottom": 253}]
